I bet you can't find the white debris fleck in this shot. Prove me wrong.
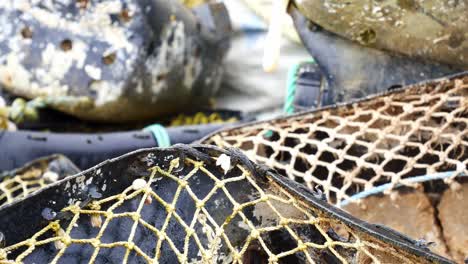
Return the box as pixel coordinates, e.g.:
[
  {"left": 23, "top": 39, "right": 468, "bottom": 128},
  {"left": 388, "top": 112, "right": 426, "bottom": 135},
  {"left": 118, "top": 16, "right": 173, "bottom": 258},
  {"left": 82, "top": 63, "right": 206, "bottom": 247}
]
[
  {"left": 237, "top": 221, "right": 250, "bottom": 231},
  {"left": 216, "top": 154, "right": 231, "bottom": 175},
  {"left": 145, "top": 21, "right": 186, "bottom": 94},
  {"left": 183, "top": 53, "right": 202, "bottom": 88},
  {"left": 132, "top": 178, "right": 147, "bottom": 190},
  {"left": 41, "top": 41, "right": 87, "bottom": 82},
  {"left": 75, "top": 175, "right": 86, "bottom": 186},
  {"left": 95, "top": 1, "right": 122, "bottom": 14},
  {"left": 86, "top": 177, "right": 93, "bottom": 185},
  {"left": 85, "top": 65, "right": 102, "bottom": 80},
  {"left": 43, "top": 171, "right": 59, "bottom": 182},
  {"left": 7, "top": 121, "right": 17, "bottom": 131},
  {"left": 0, "top": 53, "right": 31, "bottom": 92},
  {"left": 89, "top": 81, "right": 122, "bottom": 106}
]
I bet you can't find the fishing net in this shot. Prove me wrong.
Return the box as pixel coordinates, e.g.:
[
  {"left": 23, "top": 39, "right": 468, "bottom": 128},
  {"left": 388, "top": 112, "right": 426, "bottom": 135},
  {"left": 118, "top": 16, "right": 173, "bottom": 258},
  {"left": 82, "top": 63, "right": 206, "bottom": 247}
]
[
  {"left": 0, "top": 155, "right": 79, "bottom": 208},
  {"left": 0, "top": 146, "right": 448, "bottom": 263},
  {"left": 202, "top": 73, "right": 468, "bottom": 207}
]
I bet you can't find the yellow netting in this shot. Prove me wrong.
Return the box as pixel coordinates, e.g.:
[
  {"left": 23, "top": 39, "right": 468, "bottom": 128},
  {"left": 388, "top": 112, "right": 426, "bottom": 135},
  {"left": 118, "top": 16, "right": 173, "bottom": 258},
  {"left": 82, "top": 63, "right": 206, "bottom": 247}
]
[
  {"left": 0, "top": 154, "right": 439, "bottom": 263},
  {"left": 169, "top": 112, "right": 238, "bottom": 127},
  {"left": 0, "top": 102, "right": 8, "bottom": 130},
  {"left": 180, "top": 0, "right": 208, "bottom": 8},
  {"left": 0, "top": 167, "right": 58, "bottom": 207},
  {"left": 203, "top": 76, "right": 468, "bottom": 206}
]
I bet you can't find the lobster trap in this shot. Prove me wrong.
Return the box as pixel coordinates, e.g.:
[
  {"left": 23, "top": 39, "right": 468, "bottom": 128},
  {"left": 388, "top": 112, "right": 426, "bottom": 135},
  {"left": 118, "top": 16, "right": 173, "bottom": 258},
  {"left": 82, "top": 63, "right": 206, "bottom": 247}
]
[
  {"left": 202, "top": 73, "right": 468, "bottom": 205},
  {"left": 202, "top": 73, "right": 468, "bottom": 262},
  {"left": 0, "top": 145, "right": 450, "bottom": 263},
  {"left": 0, "top": 155, "right": 79, "bottom": 208}
]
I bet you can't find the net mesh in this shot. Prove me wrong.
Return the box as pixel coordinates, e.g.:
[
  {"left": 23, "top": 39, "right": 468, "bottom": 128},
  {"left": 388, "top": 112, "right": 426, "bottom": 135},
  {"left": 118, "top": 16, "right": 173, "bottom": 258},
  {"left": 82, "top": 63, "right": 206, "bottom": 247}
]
[
  {"left": 0, "top": 167, "right": 51, "bottom": 206},
  {"left": 0, "top": 152, "right": 438, "bottom": 263},
  {"left": 203, "top": 76, "right": 468, "bottom": 206},
  {"left": 0, "top": 156, "right": 75, "bottom": 207}
]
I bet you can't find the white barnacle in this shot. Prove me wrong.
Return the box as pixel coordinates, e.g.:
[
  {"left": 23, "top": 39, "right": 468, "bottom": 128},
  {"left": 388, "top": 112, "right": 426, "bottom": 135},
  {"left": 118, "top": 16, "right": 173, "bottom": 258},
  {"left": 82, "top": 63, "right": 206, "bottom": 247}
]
[
  {"left": 216, "top": 154, "right": 231, "bottom": 175},
  {"left": 132, "top": 178, "right": 147, "bottom": 190},
  {"left": 54, "top": 228, "right": 66, "bottom": 250},
  {"left": 54, "top": 240, "right": 65, "bottom": 250},
  {"left": 91, "top": 214, "right": 102, "bottom": 228},
  {"left": 43, "top": 171, "right": 59, "bottom": 182}
]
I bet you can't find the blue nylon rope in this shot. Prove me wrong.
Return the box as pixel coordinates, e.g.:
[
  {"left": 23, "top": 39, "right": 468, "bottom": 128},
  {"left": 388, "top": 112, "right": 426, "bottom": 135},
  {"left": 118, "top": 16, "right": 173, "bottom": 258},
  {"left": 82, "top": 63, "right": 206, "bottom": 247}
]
[
  {"left": 283, "top": 62, "right": 302, "bottom": 115},
  {"left": 144, "top": 124, "right": 171, "bottom": 147},
  {"left": 283, "top": 59, "right": 316, "bottom": 115},
  {"left": 339, "top": 171, "right": 467, "bottom": 207}
]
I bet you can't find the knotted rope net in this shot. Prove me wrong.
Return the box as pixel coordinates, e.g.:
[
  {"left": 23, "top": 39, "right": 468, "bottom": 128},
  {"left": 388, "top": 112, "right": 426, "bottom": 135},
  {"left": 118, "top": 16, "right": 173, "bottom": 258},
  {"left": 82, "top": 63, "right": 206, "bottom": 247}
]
[
  {"left": 0, "top": 146, "right": 446, "bottom": 263},
  {"left": 202, "top": 74, "right": 468, "bottom": 207},
  {"left": 0, "top": 155, "right": 79, "bottom": 207}
]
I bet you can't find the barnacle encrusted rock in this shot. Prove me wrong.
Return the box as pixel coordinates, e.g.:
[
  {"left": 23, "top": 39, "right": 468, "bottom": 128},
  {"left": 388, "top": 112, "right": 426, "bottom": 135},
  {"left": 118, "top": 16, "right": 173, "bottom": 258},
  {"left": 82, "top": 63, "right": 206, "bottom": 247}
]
[
  {"left": 438, "top": 183, "right": 468, "bottom": 263},
  {"left": 344, "top": 191, "right": 450, "bottom": 258},
  {"left": 0, "top": 0, "right": 230, "bottom": 122},
  {"left": 293, "top": 0, "right": 468, "bottom": 68}
]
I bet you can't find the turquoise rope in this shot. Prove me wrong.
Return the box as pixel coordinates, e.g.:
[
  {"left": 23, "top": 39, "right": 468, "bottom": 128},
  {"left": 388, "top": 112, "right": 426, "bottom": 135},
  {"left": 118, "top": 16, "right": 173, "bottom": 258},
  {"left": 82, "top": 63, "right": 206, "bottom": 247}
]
[
  {"left": 144, "top": 124, "right": 171, "bottom": 147},
  {"left": 339, "top": 171, "right": 467, "bottom": 207},
  {"left": 283, "top": 62, "right": 302, "bottom": 115},
  {"left": 283, "top": 59, "right": 316, "bottom": 115}
]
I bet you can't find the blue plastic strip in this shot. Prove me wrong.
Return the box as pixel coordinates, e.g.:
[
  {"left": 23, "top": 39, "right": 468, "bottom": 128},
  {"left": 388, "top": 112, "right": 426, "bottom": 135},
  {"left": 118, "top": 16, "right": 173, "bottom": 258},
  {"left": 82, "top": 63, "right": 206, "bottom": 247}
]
[
  {"left": 339, "top": 171, "right": 467, "bottom": 207},
  {"left": 144, "top": 124, "right": 171, "bottom": 147}
]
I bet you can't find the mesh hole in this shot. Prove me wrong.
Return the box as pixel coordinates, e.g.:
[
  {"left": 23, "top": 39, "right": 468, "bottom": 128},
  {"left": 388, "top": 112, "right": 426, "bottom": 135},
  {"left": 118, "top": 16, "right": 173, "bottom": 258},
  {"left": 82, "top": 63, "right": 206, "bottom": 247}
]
[
  {"left": 383, "top": 159, "right": 408, "bottom": 173},
  {"left": 95, "top": 246, "right": 126, "bottom": 263},
  {"left": 256, "top": 144, "right": 274, "bottom": 158},
  {"left": 261, "top": 229, "right": 298, "bottom": 255},
  {"left": 311, "top": 130, "right": 330, "bottom": 141},
  {"left": 299, "top": 144, "right": 317, "bottom": 155},
  {"left": 311, "top": 165, "right": 329, "bottom": 181},
  {"left": 100, "top": 217, "right": 133, "bottom": 244},
  {"left": 60, "top": 243, "right": 95, "bottom": 263},
  {"left": 204, "top": 189, "right": 234, "bottom": 226},
  {"left": 164, "top": 218, "right": 188, "bottom": 253}
]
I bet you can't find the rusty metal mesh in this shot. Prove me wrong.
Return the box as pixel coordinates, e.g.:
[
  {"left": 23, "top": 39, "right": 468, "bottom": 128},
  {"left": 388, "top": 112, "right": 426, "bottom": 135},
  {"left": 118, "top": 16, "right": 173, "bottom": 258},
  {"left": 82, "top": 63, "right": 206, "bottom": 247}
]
[
  {"left": 203, "top": 76, "right": 468, "bottom": 206},
  {"left": 0, "top": 153, "right": 437, "bottom": 263}
]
